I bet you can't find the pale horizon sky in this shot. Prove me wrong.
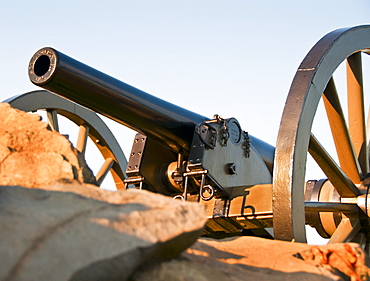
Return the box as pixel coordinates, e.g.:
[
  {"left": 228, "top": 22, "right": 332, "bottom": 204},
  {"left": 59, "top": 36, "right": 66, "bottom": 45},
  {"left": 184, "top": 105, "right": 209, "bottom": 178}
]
[{"left": 1, "top": 1, "right": 369, "bottom": 146}]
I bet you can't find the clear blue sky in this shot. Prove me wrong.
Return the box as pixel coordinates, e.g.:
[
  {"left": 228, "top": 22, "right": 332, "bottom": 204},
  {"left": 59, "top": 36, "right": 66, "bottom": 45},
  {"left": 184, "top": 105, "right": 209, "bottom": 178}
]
[
  {"left": 1, "top": 1, "right": 369, "bottom": 146},
  {"left": 1, "top": 1, "right": 369, "bottom": 243}
]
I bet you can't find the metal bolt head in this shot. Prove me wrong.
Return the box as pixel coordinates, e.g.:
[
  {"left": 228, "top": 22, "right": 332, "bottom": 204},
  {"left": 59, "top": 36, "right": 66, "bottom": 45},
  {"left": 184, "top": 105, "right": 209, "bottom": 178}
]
[{"left": 226, "top": 163, "right": 237, "bottom": 174}]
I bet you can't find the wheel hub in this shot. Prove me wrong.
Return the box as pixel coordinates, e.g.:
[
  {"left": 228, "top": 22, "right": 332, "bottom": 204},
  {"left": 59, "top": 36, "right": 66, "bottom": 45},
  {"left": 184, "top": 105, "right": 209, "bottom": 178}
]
[{"left": 306, "top": 175, "right": 370, "bottom": 241}]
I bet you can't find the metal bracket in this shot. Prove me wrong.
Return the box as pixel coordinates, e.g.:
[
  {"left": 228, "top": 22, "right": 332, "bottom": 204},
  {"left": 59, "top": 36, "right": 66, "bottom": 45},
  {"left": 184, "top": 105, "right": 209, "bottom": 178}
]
[
  {"left": 124, "top": 176, "right": 145, "bottom": 190},
  {"left": 179, "top": 169, "right": 230, "bottom": 201},
  {"left": 126, "top": 133, "right": 147, "bottom": 177},
  {"left": 196, "top": 123, "right": 217, "bottom": 149},
  {"left": 125, "top": 133, "right": 147, "bottom": 189},
  {"left": 242, "top": 131, "right": 251, "bottom": 158},
  {"left": 181, "top": 169, "right": 209, "bottom": 201},
  {"left": 214, "top": 114, "right": 229, "bottom": 147}
]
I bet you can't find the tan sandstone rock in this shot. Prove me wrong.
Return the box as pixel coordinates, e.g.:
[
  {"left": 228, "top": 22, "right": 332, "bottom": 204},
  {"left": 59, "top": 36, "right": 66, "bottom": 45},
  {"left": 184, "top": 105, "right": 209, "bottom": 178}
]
[
  {"left": 0, "top": 183, "right": 207, "bottom": 281},
  {"left": 131, "top": 236, "right": 370, "bottom": 281},
  {"left": 1, "top": 102, "right": 369, "bottom": 281},
  {"left": 0, "top": 104, "right": 208, "bottom": 280},
  {"left": 0, "top": 103, "right": 96, "bottom": 187}
]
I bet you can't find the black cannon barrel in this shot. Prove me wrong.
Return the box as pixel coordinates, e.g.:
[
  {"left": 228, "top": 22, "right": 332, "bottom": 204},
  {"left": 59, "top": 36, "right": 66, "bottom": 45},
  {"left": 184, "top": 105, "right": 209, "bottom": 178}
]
[
  {"left": 28, "top": 47, "right": 208, "bottom": 154},
  {"left": 28, "top": 47, "right": 275, "bottom": 170}
]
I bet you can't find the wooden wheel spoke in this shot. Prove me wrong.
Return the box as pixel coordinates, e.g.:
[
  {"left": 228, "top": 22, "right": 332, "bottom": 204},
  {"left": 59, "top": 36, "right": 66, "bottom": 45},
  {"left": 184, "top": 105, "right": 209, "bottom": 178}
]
[
  {"left": 323, "top": 77, "right": 362, "bottom": 183},
  {"left": 46, "top": 109, "right": 59, "bottom": 132},
  {"left": 309, "top": 134, "right": 359, "bottom": 197},
  {"left": 328, "top": 215, "right": 361, "bottom": 244},
  {"left": 347, "top": 52, "right": 368, "bottom": 175},
  {"left": 76, "top": 124, "right": 90, "bottom": 155},
  {"left": 96, "top": 158, "right": 115, "bottom": 186}
]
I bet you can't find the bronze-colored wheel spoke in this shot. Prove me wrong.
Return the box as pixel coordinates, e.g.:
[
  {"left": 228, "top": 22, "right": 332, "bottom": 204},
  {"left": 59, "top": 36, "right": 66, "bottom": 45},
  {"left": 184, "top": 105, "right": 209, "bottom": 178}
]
[
  {"left": 323, "top": 77, "right": 361, "bottom": 183},
  {"left": 309, "top": 134, "right": 359, "bottom": 197},
  {"left": 347, "top": 52, "right": 368, "bottom": 176},
  {"left": 76, "top": 124, "right": 89, "bottom": 155},
  {"left": 46, "top": 109, "right": 59, "bottom": 132},
  {"left": 328, "top": 215, "right": 361, "bottom": 243},
  {"left": 96, "top": 158, "right": 115, "bottom": 186}
]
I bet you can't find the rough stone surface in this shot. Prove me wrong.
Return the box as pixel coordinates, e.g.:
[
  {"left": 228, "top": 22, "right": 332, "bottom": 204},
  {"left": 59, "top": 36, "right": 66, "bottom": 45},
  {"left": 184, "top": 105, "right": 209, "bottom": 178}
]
[
  {"left": 131, "top": 236, "right": 370, "bottom": 281},
  {"left": 1, "top": 101, "right": 370, "bottom": 281},
  {"left": 0, "top": 183, "right": 207, "bottom": 281},
  {"left": 0, "top": 103, "right": 96, "bottom": 187}
]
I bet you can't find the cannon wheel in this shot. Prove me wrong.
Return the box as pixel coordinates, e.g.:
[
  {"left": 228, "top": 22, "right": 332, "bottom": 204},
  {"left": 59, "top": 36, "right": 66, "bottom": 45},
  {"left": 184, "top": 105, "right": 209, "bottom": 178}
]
[
  {"left": 5, "top": 90, "right": 128, "bottom": 190},
  {"left": 273, "top": 25, "right": 370, "bottom": 246}
]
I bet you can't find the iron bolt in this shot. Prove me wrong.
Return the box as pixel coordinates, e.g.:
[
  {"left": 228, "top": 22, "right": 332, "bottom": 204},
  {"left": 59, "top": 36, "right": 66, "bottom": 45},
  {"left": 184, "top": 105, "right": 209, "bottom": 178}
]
[{"left": 226, "top": 163, "right": 237, "bottom": 174}]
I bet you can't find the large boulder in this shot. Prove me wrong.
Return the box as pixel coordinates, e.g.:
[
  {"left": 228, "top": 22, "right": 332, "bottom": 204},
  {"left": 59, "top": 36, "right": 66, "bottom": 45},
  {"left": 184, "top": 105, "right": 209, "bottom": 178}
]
[
  {"left": 0, "top": 103, "right": 96, "bottom": 187},
  {"left": 0, "top": 183, "right": 207, "bottom": 280},
  {"left": 0, "top": 103, "right": 207, "bottom": 280}
]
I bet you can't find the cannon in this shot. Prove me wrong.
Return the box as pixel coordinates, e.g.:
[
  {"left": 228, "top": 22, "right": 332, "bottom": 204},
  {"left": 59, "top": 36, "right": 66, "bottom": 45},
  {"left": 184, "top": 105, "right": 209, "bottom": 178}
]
[{"left": 5, "top": 25, "right": 370, "bottom": 248}]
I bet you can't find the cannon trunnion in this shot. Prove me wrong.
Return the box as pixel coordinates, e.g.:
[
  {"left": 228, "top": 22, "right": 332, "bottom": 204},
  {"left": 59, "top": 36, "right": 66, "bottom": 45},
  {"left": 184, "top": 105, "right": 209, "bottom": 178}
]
[{"left": 7, "top": 25, "right": 370, "bottom": 247}]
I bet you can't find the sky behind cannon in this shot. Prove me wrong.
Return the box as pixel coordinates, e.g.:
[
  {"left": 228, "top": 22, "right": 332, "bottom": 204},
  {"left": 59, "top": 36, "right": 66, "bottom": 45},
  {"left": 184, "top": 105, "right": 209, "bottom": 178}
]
[{"left": 0, "top": 1, "right": 368, "bottom": 144}]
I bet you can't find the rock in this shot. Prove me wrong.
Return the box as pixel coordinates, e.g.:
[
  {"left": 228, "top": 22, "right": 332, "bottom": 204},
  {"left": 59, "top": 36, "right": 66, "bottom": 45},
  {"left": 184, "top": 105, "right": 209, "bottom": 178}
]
[
  {"left": 1, "top": 102, "right": 369, "bottom": 281},
  {"left": 131, "top": 236, "right": 370, "bottom": 281},
  {"left": 0, "top": 103, "right": 96, "bottom": 187},
  {"left": 0, "top": 183, "right": 207, "bottom": 280}
]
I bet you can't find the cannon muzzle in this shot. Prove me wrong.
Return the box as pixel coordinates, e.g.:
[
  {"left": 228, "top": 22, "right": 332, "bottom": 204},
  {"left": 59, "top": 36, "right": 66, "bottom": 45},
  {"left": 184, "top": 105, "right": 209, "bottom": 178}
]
[
  {"left": 28, "top": 47, "right": 274, "bottom": 169},
  {"left": 28, "top": 47, "right": 208, "bottom": 154}
]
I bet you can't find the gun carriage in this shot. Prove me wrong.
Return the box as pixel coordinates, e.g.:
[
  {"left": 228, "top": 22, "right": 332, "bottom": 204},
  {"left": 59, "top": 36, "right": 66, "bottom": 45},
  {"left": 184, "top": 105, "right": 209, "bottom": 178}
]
[{"left": 6, "top": 25, "right": 370, "bottom": 249}]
